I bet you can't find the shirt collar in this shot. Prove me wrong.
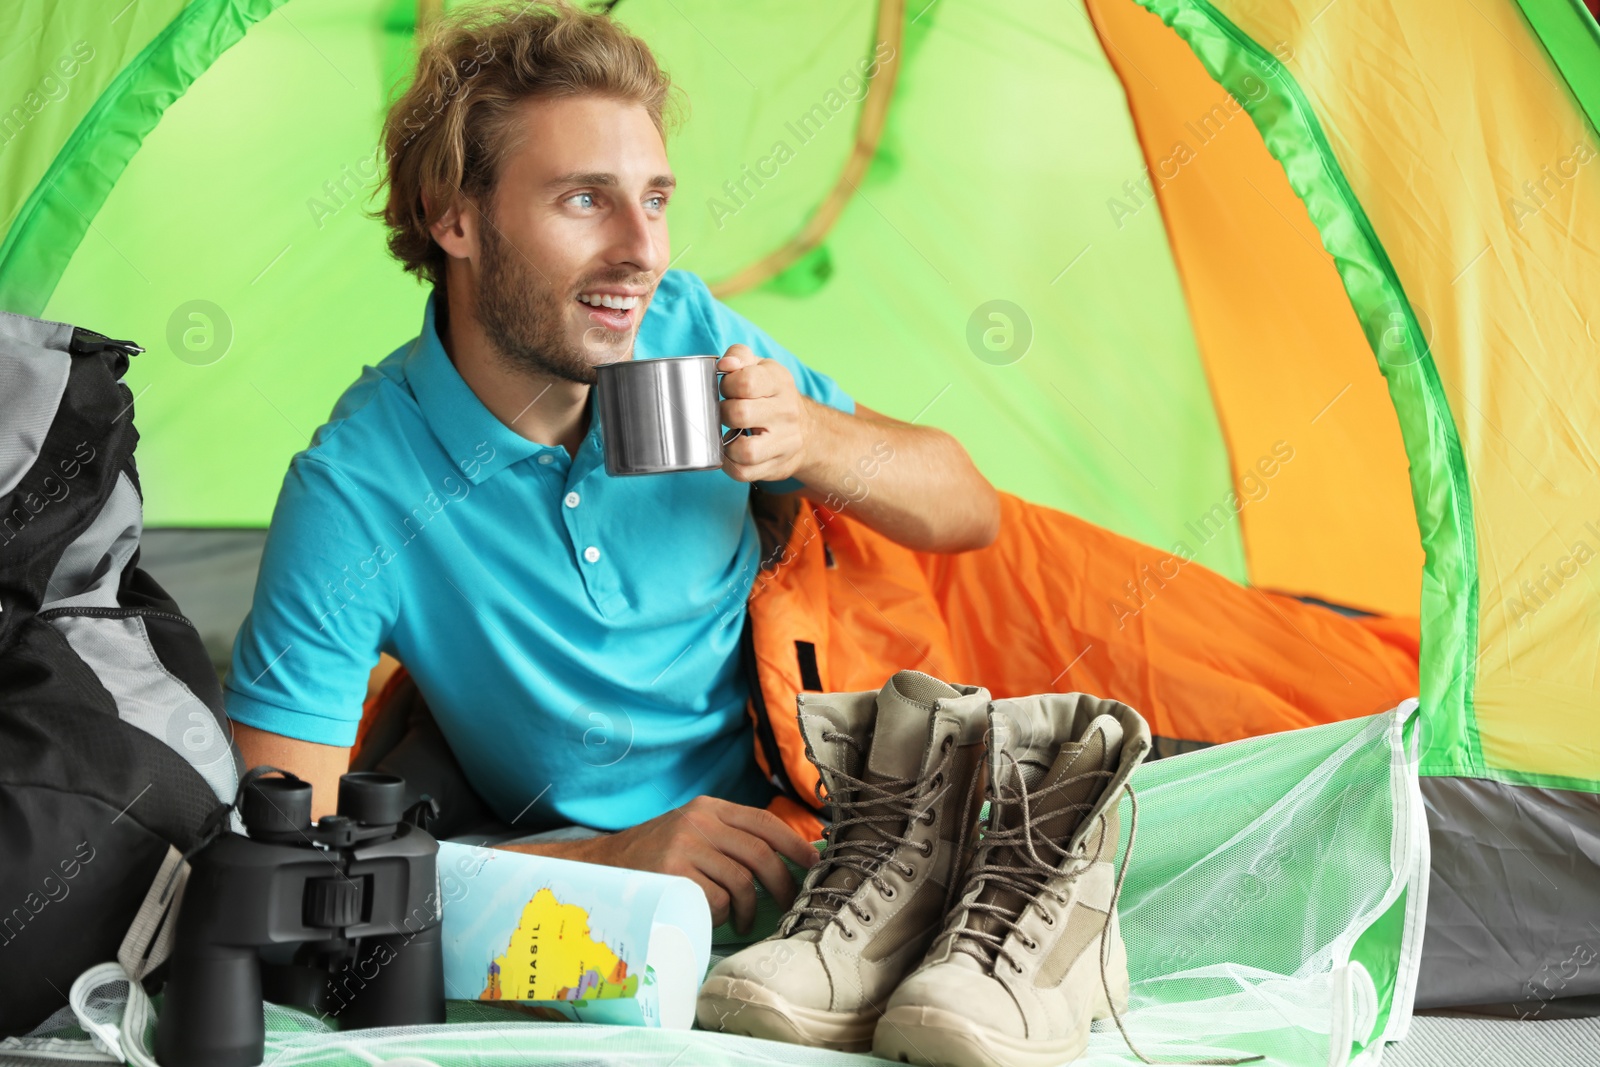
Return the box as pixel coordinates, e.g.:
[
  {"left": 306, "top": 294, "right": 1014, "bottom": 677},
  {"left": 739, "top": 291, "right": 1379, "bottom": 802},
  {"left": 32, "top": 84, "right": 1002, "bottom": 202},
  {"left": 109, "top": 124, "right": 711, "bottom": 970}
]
[{"left": 404, "top": 288, "right": 568, "bottom": 485}]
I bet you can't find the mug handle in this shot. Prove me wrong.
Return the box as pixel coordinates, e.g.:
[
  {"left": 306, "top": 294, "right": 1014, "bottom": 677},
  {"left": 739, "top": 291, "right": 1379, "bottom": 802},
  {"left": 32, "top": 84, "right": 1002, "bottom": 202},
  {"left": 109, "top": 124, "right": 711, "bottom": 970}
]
[{"left": 716, "top": 369, "right": 754, "bottom": 446}]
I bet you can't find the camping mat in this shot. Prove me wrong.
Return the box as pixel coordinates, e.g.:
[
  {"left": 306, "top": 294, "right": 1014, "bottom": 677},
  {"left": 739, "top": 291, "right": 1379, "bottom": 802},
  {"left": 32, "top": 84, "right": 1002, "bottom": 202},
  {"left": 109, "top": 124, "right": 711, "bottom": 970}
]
[
  {"left": 1383, "top": 1014, "right": 1600, "bottom": 1067},
  {"left": 2, "top": 702, "right": 1426, "bottom": 1067}
]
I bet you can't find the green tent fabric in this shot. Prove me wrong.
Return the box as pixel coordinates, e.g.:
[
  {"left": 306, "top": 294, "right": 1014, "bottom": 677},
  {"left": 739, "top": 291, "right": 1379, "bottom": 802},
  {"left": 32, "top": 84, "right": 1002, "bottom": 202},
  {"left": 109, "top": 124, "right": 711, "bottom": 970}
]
[
  {"left": 9, "top": 0, "right": 1250, "bottom": 579},
  {"left": 4, "top": 0, "right": 1600, "bottom": 1061}
]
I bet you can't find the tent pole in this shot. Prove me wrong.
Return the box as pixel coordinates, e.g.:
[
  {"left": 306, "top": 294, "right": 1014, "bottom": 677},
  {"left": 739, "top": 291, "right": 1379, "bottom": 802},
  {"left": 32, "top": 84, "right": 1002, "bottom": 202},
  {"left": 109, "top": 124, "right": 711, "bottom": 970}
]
[{"left": 709, "top": 0, "right": 906, "bottom": 298}]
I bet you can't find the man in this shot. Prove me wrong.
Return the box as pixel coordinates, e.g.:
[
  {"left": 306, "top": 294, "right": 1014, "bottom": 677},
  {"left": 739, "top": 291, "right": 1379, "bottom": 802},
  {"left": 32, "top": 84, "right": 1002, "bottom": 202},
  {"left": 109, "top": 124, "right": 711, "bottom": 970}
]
[{"left": 225, "top": 0, "right": 999, "bottom": 932}]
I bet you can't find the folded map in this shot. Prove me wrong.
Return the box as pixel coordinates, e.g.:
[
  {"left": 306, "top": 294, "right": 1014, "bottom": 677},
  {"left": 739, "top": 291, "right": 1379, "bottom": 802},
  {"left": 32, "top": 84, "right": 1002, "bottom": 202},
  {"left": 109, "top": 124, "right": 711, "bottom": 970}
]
[{"left": 437, "top": 841, "right": 711, "bottom": 1028}]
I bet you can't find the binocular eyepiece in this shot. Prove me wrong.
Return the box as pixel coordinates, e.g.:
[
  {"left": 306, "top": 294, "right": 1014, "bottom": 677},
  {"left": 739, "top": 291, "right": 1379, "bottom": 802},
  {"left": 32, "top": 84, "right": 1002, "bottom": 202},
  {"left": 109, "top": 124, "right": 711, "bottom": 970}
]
[{"left": 241, "top": 771, "right": 409, "bottom": 839}]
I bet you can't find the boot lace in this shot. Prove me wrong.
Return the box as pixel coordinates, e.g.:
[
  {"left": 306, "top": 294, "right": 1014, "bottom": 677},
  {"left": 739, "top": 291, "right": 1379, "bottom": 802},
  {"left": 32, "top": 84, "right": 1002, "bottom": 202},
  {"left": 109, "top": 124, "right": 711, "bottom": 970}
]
[
  {"left": 784, "top": 732, "right": 958, "bottom": 938},
  {"left": 943, "top": 751, "right": 1112, "bottom": 971},
  {"left": 943, "top": 752, "right": 1261, "bottom": 1066}
]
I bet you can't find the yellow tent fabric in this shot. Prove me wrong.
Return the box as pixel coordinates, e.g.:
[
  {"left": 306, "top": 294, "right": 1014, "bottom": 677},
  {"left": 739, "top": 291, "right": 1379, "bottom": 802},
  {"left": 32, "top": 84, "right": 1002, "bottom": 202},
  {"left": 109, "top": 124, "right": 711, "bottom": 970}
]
[{"left": 1207, "top": 0, "right": 1600, "bottom": 785}]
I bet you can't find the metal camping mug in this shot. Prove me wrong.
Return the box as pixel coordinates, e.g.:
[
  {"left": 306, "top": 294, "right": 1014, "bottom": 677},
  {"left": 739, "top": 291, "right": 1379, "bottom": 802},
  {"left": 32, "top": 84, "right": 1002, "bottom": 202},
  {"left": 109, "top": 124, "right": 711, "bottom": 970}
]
[{"left": 594, "top": 355, "right": 749, "bottom": 476}]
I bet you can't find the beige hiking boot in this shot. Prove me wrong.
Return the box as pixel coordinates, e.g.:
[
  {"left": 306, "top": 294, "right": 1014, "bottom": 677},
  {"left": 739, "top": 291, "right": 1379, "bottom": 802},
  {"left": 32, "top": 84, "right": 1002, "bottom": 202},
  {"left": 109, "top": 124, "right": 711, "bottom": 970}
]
[
  {"left": 873, "top": 693, "right": 1152, "bottom": 1067},
  {"left": 696, "top": 670, "right": 991, "bottom": 1051}
]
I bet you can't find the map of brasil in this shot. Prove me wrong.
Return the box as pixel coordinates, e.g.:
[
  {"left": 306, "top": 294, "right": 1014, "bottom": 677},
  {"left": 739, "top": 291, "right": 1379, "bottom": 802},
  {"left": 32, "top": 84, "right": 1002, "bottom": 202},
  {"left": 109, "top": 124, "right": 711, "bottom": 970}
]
[{"left": 481, "top": 887, "right": 640, "bottom": 1002}]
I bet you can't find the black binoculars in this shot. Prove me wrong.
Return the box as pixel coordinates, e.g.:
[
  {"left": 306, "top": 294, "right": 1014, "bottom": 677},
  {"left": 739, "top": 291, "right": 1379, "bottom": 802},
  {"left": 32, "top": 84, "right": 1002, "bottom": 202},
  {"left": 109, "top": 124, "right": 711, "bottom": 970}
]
[{"left": 153, "top": 770, "right": 445, "bottom": 1067}]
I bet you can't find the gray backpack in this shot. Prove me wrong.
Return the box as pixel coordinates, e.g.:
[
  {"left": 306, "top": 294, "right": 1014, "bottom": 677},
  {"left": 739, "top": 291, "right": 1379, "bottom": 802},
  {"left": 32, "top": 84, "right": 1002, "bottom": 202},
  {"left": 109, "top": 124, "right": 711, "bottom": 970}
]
[{"left": 0, "top": 308, "right": 242, "bottom": 1034}]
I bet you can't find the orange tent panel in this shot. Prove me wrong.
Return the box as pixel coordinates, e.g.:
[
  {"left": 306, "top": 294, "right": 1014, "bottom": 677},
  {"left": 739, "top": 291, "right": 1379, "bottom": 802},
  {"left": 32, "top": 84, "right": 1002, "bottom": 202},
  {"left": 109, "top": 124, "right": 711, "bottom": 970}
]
[{"left": 1086, "top": 0, "right": 1423, "bottom": 618}]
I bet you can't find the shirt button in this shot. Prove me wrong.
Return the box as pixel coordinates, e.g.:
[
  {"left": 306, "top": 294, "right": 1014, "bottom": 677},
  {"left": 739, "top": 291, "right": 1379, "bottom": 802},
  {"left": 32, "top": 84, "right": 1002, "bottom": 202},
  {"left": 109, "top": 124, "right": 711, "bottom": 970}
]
[
  {"left": 583, "top": 545, "right": 601, "bottom": 564},
  {"left": 564, "top": 491, "right": 581, "bottom": 508},
  {"left": 537, "top": 454, "right": 554, "bottom": 466}
]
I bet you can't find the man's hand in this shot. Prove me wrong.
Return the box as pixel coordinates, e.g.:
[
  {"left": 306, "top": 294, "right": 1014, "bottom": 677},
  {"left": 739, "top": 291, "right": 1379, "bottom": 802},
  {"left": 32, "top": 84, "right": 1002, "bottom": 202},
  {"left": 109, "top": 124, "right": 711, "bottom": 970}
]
[
  {"left": 718, "top": 344, "right": 813, "bottom": 484},
  {"left": 715, "top": 344, "right": 999, "bottom": 552},
  {"left": 504, "top": 796, "right": 819, "bottom": 934}
]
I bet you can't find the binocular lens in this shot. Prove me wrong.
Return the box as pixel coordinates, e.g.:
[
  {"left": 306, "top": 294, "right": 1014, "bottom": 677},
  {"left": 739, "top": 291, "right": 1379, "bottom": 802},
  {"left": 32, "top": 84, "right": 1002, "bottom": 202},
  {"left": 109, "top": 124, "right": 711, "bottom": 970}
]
[
  {"left": 338, "top": 772, "right": 407, "bottom": 826},
  {"left": 241, "top": 777, "right": 313, "bottom": 835}
]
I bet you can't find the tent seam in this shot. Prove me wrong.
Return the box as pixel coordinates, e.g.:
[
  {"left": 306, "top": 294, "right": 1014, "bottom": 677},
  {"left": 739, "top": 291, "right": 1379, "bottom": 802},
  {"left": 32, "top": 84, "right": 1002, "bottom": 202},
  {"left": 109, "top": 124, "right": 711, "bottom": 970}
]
[
  {"left": 1511, "top": 0, "right": 1600, "bottom": 140},
  {"left": 1130, "top": 0, "right": 1483, "bottom": 780},
  {"left": 0, "top": 0, "right": 289, "bottom": 316}
]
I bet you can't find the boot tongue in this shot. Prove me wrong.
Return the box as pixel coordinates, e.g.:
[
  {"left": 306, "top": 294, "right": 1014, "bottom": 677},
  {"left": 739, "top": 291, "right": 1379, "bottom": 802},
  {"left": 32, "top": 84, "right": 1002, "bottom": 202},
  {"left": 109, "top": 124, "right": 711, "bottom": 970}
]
[
  {"left": 956, "top": 714, "right": 1123, "bottom": 962},
  {"left": 798, "top": 672, "right": 959, "bottom": 934},
  {"left": 866, "top": 671, "right": 960, "bottom": 781},
  {"left": 1029, "top": 714, "right": 1122, "bottom": 843}
]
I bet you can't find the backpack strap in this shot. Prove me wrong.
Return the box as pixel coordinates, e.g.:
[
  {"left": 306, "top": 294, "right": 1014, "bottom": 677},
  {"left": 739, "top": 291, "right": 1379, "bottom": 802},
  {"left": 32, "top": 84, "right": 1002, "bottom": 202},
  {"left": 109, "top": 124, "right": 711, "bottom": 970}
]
[
  {"left": 117, "top": 799, "right": 233, "bottom": 981},
  {"left": 117, "top": 846, "right": 190, "bottom": 982}
]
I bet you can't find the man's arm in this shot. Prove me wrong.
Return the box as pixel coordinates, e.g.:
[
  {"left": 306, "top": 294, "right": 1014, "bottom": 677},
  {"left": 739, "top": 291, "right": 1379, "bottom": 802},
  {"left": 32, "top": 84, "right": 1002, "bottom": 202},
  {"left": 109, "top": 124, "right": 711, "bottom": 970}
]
[
  {"left": 795, "top": 400, "right": 999, "bottom": 552},
  {"left": 232, "top": 721, "right": 352, "bottom": 821},
  {"left": 718, "top": 346, "right": 1001, "bottom": 552},
  {"left": 225, "top": 455, "right": 397, "bottom": 815}
]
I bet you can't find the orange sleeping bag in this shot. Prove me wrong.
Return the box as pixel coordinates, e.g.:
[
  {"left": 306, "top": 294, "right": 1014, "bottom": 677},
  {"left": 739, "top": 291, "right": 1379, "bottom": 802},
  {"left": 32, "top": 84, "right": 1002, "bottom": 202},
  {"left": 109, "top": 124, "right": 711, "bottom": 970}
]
[
  {"left": 363, "top": 491, "right": 1419, "bottom": 839},
  {"left": 744, "top": 491, "right": 1419, "bottom": 827}
]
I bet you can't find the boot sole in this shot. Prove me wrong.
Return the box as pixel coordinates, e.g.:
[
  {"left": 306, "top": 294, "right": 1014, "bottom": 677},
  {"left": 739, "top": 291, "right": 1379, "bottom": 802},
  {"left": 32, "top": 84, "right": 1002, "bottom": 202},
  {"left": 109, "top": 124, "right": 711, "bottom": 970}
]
[
  {"left": 696, "top": 975, "right": 877, "bottom": 1051},
  {"left": 873, "top": 1004, "right": 1087, "bottom": 1067},
  {"left": 872, "top": 934, "right": 1127, "bottom": 1067}
]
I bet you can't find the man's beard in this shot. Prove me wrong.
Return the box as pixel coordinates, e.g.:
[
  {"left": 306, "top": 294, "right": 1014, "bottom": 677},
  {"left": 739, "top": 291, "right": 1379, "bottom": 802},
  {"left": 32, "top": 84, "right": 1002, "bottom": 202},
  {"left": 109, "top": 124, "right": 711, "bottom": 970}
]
[{"left": 476, "top": 217, "right": 614, "bottom": 385}]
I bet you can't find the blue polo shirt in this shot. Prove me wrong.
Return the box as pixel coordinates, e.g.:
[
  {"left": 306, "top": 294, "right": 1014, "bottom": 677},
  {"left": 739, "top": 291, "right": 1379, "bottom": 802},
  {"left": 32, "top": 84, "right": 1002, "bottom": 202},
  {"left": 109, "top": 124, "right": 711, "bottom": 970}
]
[{"left": 224, "top": 268, "right": 853, "bottom": 831}]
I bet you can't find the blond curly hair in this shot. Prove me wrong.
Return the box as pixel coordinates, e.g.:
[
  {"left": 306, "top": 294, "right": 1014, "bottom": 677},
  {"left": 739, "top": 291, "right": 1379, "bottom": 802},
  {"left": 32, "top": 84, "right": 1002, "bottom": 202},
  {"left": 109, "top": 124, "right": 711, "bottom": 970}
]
[{"left": 373, "top": 1, "right": 683, "bottom": 290}]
